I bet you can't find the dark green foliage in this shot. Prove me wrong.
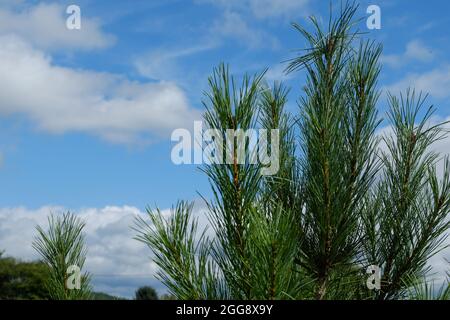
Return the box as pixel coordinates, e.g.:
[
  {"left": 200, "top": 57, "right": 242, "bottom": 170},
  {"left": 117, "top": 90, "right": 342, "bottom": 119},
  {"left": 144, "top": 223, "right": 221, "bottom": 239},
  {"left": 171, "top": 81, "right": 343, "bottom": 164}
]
[
  {"left": 135, "top": 286, "right": 158, "bottom": 300},
  {"left": 0, "top": 255, "right": 51, "bottom": 300},
  {"left": 91, "top": 291, "right": 126, "bottom": 300},
  {"left": 160, "top": 293, "right": 177, "bottom": 300},
  {"left": 0, "top": 252, "right": 124, "bottom": 300}
]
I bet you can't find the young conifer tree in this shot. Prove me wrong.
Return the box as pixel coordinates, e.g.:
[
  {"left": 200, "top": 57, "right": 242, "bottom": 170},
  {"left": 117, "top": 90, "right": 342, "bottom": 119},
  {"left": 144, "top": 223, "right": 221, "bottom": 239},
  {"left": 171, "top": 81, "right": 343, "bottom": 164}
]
[
  {"left": 33, "top": 212, "right": 92, "bottom": 300},
  {"left": 135, "top": 2, "right": 450, "bottom": 300}
]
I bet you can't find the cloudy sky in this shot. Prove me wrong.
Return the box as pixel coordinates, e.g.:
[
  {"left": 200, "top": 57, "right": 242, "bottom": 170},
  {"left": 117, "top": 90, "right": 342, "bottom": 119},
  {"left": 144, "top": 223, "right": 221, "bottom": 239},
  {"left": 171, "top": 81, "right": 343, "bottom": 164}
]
[{"left": 0, "top": 0, "right": 449, "bottom": 298}]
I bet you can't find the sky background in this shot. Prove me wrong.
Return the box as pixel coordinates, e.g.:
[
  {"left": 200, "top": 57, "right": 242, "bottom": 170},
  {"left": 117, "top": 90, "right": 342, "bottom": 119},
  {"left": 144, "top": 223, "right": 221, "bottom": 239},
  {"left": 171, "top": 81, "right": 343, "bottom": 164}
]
[{"left": 0, "top": 0, "right": 449, "bottom": 298}]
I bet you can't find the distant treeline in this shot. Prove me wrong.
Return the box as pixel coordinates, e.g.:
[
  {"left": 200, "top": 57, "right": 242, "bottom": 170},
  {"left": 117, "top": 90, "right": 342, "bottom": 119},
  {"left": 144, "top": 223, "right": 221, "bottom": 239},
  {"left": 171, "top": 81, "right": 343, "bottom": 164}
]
[{"left": 0, "top": 251, "right": 170, "bottom": 300}]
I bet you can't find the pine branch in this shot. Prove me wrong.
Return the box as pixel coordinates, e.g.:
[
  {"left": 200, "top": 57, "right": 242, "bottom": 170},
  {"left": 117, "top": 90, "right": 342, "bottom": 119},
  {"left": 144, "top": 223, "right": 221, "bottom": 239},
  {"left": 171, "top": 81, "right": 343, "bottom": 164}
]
[
  {"left": 134, "top": 201, "right": 225, "bottom": 299},
  {"left": 374, "top": 90, "right": 450, "bottom": 299}
]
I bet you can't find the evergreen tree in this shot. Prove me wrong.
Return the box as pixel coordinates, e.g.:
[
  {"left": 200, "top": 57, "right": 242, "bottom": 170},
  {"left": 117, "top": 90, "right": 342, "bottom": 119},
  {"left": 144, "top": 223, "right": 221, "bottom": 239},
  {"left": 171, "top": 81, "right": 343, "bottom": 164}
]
[
  {"left": 33, "top": 212, "right": 92, "bottom": 300},
  {"left": 135, "top": 2, "right": 450, "bottom": 300}
]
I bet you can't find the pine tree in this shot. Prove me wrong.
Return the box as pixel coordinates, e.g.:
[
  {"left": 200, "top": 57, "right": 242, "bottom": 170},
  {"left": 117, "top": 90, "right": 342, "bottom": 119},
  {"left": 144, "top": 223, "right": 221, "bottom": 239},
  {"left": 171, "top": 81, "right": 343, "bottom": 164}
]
[
  {"left": 33, "top": 212, "right": 92, "bottom": 300},
  {"left": 135, "top": 2, "right": 450, "bottom": 300}
]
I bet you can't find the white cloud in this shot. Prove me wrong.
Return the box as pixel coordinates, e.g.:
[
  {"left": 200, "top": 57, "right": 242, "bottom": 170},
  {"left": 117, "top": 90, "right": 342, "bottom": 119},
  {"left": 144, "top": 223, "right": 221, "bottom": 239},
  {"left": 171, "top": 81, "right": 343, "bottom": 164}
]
[
  {"left": 212, "top": 11, "right": 279, "bottom": 49},
  {"left": 404, "top": 40, "right": 435, "bottom": 61},
  {"left": 384, "top": 65, "right": 450, "bottom": 100},
  {"left": 0, "top": 35, "right": 201, "bottom": 144},
  {"left": 0, "top": 202, "right": 210, "bottom": 298},
  {"left": 134, "top": 42, "right": 217, "bottom": 80},
  {"left": 0, "top": 3, "right": 115, "bottom": 51},
  {"left": 265, "top": 63, "right": 292, "bottom": 82},
  {"left": 382, "top": 40, "right": 435, "bottom": 68},
  {"left": 199, "top": 0, "right": 310, "bottom": 19}
]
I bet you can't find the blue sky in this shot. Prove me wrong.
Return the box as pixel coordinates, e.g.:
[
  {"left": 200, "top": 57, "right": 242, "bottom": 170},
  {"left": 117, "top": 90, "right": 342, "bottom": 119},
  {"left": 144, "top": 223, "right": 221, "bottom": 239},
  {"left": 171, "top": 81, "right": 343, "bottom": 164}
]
[{"left": 0, "top": 0, "right": 449, "bottom": 298}]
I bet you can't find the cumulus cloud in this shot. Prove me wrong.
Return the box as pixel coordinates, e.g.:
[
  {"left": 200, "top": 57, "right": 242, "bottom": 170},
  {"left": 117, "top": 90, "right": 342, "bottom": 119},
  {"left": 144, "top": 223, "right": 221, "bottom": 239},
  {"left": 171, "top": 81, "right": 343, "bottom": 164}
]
[
  {"left": 0, "top": 3, "right": 115, "bottom": 51},
  {"left": 0, "top": 202, "right": 210, "bottom": 298},
  {"left": 0, "top": 2, "right": 203, "bottom": 144},
  {"left": 0, "top": 35, "right": 201, "bottom": 144},
  {"left": 384, "top": 65, "right": 450, "bottom": 100},
  {"left": 382, "top": 40, "right": 435, "bottom": 68}
]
